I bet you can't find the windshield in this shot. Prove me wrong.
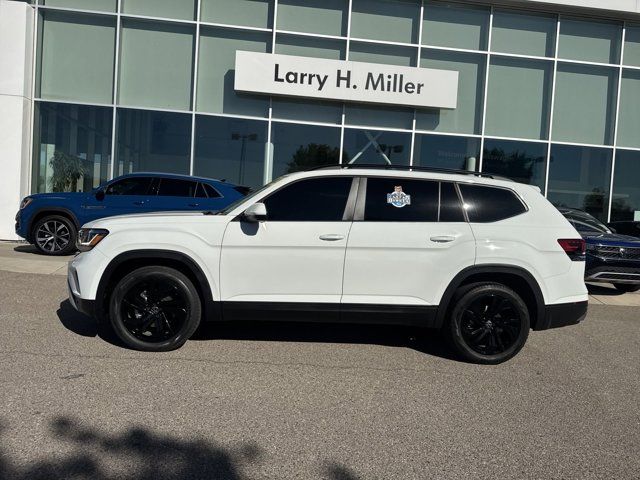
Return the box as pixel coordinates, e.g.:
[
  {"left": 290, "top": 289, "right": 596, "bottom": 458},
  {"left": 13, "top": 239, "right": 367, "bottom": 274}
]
[
  {"left": 216, "top": 175, "right": 290, "bottom": 215},
  {"left": 564, "top": 210, "right": 611, "bottom": 234}
]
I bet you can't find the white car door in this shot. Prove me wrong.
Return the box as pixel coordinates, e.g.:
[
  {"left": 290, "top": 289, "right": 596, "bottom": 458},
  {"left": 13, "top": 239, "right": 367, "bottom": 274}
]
[
  {"left": 220, "top": 176, "right": 356, "bottom": 311},
  {"left": 342, "top": 177, "right": 476, "bottom": 307}
]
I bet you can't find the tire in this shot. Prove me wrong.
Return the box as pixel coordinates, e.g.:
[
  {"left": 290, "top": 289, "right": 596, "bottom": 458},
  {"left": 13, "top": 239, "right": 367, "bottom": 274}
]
[
  {"left": 32, "top": 215, "right": 77, "bottom": 256},
  {"left": 109, "top": 266, "right": 202, "bottom": 351},
  {"left": 613, "top": 283, "right": 640, "bottom": 293},
  {"left": 445, "top": 283, "right": 530, "bottom": 364}
]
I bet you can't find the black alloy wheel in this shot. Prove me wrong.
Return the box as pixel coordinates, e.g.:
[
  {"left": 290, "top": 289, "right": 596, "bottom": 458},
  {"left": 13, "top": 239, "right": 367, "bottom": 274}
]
[
  {"left": 33, "top": 215, "right": 77, "bottom": 255},
  {"left": 110, "top": 266, "right": 201, "bottom": 351},
  {"left": 446, "top": 283, "right": 530, "bottom": 364}
]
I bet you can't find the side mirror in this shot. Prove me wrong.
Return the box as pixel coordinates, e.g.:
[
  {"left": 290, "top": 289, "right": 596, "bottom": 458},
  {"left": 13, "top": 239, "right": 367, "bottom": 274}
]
[
  {"left": 95, "top": 189, "right": 105, "bottom": 201},
  {"left": 243, "top": 202, "right": 267, "bottom": 223}
]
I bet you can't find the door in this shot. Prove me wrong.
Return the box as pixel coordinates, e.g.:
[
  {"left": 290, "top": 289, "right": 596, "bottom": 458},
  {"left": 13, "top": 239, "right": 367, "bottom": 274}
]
[
  {"left": 342, "top": 178, "right": 476, "bottom": 306},
  {"left": 82, "top": 176, "right": 156, "bottom": 222},
  {"left": 150, "top": 178, "right": 201, "bottom": 211},
  {"left": 220, "top": 176, "right": 356, "bottom": 308}
]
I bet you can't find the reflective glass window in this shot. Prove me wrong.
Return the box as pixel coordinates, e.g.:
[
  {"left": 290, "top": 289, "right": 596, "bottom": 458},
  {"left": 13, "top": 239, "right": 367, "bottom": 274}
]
[
  {"left": 197, "top": 28, "right": 270, "bottom": 117},
  {"left": 558, "top": 18, "right": 621, "bottom": 64},
  {"left": 122, "top": 0, "right": 196, "bottom": 21},
  {"left": 277, "top": 0, "right": 348, "bottom": 37},
  {"left": 413, "top": 134, "right": 480, "bottom": 171},
  {"left": 263, "top": 177, "right": 353, "bottom": 221},
  {"left": 275, "top": 34, "right": 345, "bottom": 60},
  {"left": 271, "top": 123, "right": 342, "bottom": 179},
  {"left": 485, "top": 57, "right": 553, "bottom": 140},
  {"left": 343, "top": 129, "right": 411, "bottom": 165},
  {"left": 364, "top": 178, "right": 439, "bottom": 222},
  {"left": 611, "top": 150, "right": 640, "bottom": 222},
  {"left": 105, "top": 177, "right": 153, "bottom": 195},
  {"left": 115, "top": 109, "right": 191, "bottom": 176},
  {"left": 157, "top": 179, "right": 198, "bottom": 197},
  {"left": 201, "top": 0, "right": 273, "bottom": 29},
  {"left": 624, "top": 25, "right": 640, "bottom": 67},
  {"left": 32, "top": 102, "right": 113, "bottom": 194},
  {"left": 345, "top": 104, "right": 414, "bottom": 130},
  {"left": 552, "top": 64, "right": 617, "bottom": 146},
  {"left": 616, "top": 70, "right": 640, "bottom": 149},
  {"left": 38, "top": 12, "right": 115, "bottom": 104},
  {"left": 193, "top": 116, "right": 267, "bottom": 189},
  {"left": 482, "top": 139, "right": 547, "bottom": 190},
  {"left": 491, "top": 10, "right": 556, "bottom": 58},
  {"left": 417, "top": 50, "right": 485, "bottom": 134},
  {"left": 272, "top": 98, "right": 343, "bottom": 125},
  {"left": 41, "top": 0, "right": 116, "bottom": 12},
  {"left": 118, "top": 21, "right": 195, "bottom": 111},
  {"left": 458, "top": 185, "right": 527, "bottom": 223},
  {"left": 422, "top": 1, "right": 489, "bottom": 51},
  {"left": 351, "top": 0, "right": 420, "bottom": 44},
  {"left": 349, "top": 41, "right": 416, "bottom": 67},
  {"left": 439, "top": 182, "right": 465, "bottom": 222},
  {"left": 547, "top": 145, "right": 613, "bottom": 222}
]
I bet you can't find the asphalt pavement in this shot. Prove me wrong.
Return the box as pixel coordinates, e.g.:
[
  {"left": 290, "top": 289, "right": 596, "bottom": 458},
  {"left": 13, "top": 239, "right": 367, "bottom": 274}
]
[{"left": 0, "top": 269, "right": 638, "bottom": 479}]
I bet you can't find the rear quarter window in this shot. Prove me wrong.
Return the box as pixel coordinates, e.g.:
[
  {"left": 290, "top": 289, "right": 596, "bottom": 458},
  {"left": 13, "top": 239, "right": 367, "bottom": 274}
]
[{"left": 459, "top": 184, "right": 527, "bottom": 223}]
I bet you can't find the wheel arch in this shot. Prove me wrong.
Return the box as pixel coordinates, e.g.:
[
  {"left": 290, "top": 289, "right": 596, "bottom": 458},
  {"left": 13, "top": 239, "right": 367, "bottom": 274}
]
[
  {"left": 437, "top": 265, "right": 546, "bottom": 330},
  {"left": 95, "top": 250, "right": 219, "bottom": 323},
  {"left": 28, "top": 208, "right": 80, "bottom": 241}
]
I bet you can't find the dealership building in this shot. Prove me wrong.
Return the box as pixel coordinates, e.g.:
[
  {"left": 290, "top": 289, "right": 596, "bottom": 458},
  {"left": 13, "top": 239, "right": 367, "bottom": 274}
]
[{"left": 1, "top": 0, "right": 640, "bottom": 239}]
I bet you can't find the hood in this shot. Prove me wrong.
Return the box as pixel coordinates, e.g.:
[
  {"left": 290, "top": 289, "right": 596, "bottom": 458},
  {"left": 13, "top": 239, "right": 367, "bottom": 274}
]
[
  {"left": 82, "top": 210, "right": 226, "bottom": 228},
  {"left": 582, "top": 232, "right": 640, "bottom": 247}
]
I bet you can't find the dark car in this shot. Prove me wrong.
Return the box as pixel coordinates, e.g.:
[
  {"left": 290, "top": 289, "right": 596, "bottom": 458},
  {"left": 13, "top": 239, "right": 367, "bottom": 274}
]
[
  {"left": 559, "top": 208, "right": 640, "bottom": 293},
  {"left": 608, "top": 221, "right": 640, "bottom": 239},
  {"left": 16, "top": 173, "right": 250, "bottom": 256}
]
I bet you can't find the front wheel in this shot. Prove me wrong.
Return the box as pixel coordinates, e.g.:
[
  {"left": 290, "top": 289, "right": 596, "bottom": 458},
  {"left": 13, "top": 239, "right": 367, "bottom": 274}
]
[
  {"left": 445, "top": 283, "right": 530, "bottom": 364},
  {"left": 109, "top": 266, "right": 202, "bottom": 351},
  {"left": 32, "top": 215, "right": 77, "bottom": 255},
  {"left": 613, "top": 283, "right": 640, "bottom": 293}
]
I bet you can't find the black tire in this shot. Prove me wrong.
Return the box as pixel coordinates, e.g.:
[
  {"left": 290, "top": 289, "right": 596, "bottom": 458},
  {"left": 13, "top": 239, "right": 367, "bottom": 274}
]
[
  {"left": 445, "top": 283, "right": 530, "bottom": 364},
  {"left": 613, "top": 283, "right": 640, "bottom": 293},
  {"left": 109, "top": 266, "right": 202, "bottom": 351},
  {"left": 32, "top": 215, "right": 77, "bottom": 256}
]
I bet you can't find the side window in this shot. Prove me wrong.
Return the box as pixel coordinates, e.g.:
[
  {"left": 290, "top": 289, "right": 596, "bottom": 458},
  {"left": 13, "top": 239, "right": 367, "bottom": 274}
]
[
  {"left": 156, "top": 179, "right": 198, "bottom": 197},
  {"left": 262, "top": 177, "right": 353, "bottom": 221},
  {"left": 105, "top": 177, "right": 153, "bottom": 196},
  {"left": 459, "top": 184, "right": 526, "bottom": 223},
  {"left": 202, "top": 183, "right": 222, "bottom": 198},
  {"left": 195, "top": 183, "right": 208, "bottom": 198},
  {"left": 439, "top": 182, "right": 465, "bottom": 222},
  {"left": 364, "top": 178, "right": 438, "bottom": 222}
]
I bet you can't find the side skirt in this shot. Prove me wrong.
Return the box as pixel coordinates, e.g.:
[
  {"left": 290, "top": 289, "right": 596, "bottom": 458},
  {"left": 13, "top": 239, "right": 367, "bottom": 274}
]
[{"left": 218, "top": 302, "right": 438, "bottom": 327}]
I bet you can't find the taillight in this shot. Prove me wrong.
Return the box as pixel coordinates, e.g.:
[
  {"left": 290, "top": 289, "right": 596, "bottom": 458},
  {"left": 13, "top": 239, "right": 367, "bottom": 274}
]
[{"left": 558, "top": 239, "right": 586, "bottom": 261}]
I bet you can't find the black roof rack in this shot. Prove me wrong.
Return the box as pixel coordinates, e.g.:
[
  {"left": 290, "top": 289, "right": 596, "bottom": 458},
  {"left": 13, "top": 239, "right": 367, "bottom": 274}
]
[{"left": 307, "top": 163, "right": 511, "bottom": 181}]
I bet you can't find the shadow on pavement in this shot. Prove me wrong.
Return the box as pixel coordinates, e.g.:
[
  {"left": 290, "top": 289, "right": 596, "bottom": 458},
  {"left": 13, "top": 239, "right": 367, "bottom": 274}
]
[
  {"left": 0, "top": 417, "right": 361, "bottom": 480},
  {"left": 586, "top": 283, "right": 625, "bottom": 296},
  {"left": 56, "top": 300, "right": 457, "bottom": 361}
]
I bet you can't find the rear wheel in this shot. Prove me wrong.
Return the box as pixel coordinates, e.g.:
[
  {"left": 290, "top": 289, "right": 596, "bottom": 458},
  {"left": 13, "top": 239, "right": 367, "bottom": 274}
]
[
  {"left": 445, "top": 283, "right": 530, "bottom": 364},
  {"left": 32, "top": 215, "right": 76, "bottom": 256},
  {"left": 109, "top": 266, "right": 201, "bottom": 351},
  {"left": 613, "top": 283, "right": 640, "bottom": 293}
]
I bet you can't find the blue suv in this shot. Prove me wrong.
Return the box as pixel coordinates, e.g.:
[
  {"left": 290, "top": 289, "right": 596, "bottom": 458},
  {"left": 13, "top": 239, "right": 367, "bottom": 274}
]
[
  {"left": 16, "top": 173, "right": 249, "bottom": 256},
  {"left": 559, "top": 208, "right": 640, "bottom": 293}
]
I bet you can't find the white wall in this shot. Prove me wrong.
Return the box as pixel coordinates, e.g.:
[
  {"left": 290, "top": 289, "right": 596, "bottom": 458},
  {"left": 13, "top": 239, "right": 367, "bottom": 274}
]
[{"left": 0, "top": 0, "right": 33, "bottom": 240}]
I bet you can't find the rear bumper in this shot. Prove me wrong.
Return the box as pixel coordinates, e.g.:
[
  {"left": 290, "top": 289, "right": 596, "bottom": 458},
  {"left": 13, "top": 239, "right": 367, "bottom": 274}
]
[{"left": 536, "top": 301, "right": 588, "bottom": 331}]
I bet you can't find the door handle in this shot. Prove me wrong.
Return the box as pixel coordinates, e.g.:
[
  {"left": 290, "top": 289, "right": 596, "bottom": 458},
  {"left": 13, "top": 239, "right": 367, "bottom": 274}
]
[
  {"left": 133, "top": 201, "right": 145, "bottom": 206},
  {"left": 430, "top": 235, "right": 456, "bottom": 243},
  {"left": 319, "top": 234, "right": 345, "bottom": 241}
]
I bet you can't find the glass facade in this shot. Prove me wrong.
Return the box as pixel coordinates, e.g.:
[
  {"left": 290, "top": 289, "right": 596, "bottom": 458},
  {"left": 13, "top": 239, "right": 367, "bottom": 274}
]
[{"left": 30, "top": 0, "right": 640, "bottom": 222}]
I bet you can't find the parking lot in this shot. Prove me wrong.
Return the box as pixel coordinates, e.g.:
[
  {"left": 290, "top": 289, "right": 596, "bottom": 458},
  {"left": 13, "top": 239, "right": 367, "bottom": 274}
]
[{"left": 0, "top": 243, "right": 638, "bottom": 479}]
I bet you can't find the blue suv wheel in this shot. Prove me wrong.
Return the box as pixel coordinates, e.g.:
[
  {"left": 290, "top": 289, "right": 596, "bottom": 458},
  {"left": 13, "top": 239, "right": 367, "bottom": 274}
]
[{"left": 33, "top": 214, "right": 77, "bottom": 256}]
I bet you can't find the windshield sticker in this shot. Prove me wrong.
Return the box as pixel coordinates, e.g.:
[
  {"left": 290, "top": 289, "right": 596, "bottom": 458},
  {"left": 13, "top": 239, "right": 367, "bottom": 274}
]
[{"left": 387, "top": 186, "right": 411, "bottom": 208}]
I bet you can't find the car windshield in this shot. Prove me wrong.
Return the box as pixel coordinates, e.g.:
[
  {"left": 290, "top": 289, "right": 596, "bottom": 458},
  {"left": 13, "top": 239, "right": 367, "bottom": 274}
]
[
  {"left": 216, "top": 175, "right": 290, "bottom": 215},
  {"left": 563, "top": 210, "right": 611, "bottom": 234}
]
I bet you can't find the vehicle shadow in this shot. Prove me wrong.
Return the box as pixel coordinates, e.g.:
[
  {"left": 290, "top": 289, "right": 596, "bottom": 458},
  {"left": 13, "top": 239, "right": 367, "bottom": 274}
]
[
  {"left": 56, "top": 300, "right": 458, "bottom": 361},
  {"left": 586, "top": 282, "right": 626, "bottom": 296}
]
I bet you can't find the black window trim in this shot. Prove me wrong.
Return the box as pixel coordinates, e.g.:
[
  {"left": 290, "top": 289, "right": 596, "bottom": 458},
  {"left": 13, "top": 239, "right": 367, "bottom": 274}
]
[{"left": 235, "top": 175, "right": 359, "bottom": 222}]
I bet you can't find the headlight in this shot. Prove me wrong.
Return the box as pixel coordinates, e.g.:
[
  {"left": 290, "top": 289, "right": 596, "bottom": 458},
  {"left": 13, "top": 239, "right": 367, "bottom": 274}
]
[
  {"left": 77, "top": 228, "right": 109, "bottom": 252},
  {"left": 19, "top": 197, "right": 33, "bottom": 209}
]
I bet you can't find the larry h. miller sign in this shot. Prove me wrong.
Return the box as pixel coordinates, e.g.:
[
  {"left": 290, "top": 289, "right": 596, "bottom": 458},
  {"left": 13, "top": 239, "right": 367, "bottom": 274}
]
[{"left": 234, "top": 51, "right": 459, "bottom": 109}]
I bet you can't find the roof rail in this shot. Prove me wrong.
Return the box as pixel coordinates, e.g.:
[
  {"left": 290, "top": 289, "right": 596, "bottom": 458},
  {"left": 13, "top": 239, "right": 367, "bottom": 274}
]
[{"left": 307, "top": 163, "right": 510, "bottom": 181}]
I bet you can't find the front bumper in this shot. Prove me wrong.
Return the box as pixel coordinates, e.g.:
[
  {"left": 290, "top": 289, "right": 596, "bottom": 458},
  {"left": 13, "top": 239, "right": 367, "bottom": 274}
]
[
  {"left": 67, "top": 263, "right": 94, "bottom": 317},
  {"left": 14, "top": 210, "right": 28, "bottom": 239},
  {"left": 536, "top": 301, "right": 588, "bottom": 330}
]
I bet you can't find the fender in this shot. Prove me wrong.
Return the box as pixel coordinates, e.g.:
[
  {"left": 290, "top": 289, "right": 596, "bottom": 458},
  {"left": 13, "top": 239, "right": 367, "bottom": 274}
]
[
  {"left": 436, "top": 264, "right": 546, "bottom": 330},
  {"left": 95, "top": 249, "right": 219, "bottom": 322}
]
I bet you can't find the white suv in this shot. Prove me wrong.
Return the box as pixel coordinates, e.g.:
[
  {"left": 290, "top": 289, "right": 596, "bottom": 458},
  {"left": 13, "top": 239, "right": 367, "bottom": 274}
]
[{"left": 67, "top": 166, "right": 588, "bottom": 364}]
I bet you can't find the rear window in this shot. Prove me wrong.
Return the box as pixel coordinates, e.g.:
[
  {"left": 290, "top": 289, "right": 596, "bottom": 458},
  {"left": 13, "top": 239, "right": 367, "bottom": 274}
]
[
  {"left": 157, "top": 179, "right": 197, "bottom": 197},
  {"left": 458, "top": 184, "right": 526, "bottom": 223}
]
